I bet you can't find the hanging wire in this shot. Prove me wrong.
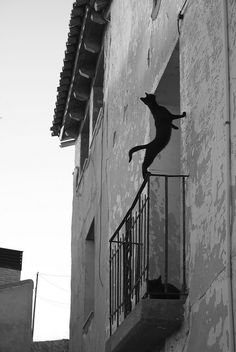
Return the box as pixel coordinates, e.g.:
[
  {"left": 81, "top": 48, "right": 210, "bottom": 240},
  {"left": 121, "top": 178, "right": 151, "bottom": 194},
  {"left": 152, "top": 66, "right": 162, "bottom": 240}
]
[
  {"left": 39, "top": 274, "right": 70, "bottom": 292},
  {"left": 37, "top": 295, "right": 69, "bottom": 307}
]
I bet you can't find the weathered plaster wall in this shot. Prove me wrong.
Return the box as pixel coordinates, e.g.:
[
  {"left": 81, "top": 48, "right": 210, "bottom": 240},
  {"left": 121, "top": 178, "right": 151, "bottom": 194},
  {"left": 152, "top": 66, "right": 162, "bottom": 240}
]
[
  {"left": 70, "top": 113, "right": 110, "bottom": 352},
  {"left": 228, "top": 0, "right": 236, "bottom": 344},
  {"left": 70, "top": 1, "right": 185, "bottom": 351},
  {"left": 70, "top": 0, "right": 236, "bottom": 351},
  {"left": 31, "top": 339, "right": 69, "bottom": 352},
  {"left": 159, "top": 0, "right": 236, "bottom": 351},
  {"left": 0, "top": 280, "right": 33, "bottom": 352}
]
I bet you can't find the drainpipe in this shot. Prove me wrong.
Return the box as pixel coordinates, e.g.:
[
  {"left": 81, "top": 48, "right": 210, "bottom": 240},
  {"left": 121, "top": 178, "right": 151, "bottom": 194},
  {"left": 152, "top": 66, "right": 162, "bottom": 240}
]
[{"left": 222, "top": 1, "right": 235, "bottom": 351}]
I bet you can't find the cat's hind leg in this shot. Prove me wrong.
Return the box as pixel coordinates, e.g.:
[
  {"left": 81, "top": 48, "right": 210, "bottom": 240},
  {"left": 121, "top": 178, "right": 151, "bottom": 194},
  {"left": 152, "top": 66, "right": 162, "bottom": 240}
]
[{"left": 142, "top": 151, "right": 155, "bottom": 179}]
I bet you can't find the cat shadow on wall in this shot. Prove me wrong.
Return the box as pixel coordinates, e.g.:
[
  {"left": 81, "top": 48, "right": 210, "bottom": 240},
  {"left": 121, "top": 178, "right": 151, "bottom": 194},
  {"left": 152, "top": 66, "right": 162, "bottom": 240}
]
[{"left": 128, "top": 93, "right": 186, "bottom": 178}]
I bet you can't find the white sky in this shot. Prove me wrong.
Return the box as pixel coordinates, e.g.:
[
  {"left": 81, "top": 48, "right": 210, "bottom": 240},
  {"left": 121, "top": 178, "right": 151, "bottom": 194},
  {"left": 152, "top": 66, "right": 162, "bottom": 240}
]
[{"left": 0, "top": 0, "right": 75, "bottom": 341}]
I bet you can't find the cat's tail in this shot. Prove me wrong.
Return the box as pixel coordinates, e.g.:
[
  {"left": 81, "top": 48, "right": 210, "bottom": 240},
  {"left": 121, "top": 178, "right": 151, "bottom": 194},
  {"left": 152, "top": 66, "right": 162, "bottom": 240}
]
[{"left": 128, "top": 143, "right": 150, "bottom": 162}]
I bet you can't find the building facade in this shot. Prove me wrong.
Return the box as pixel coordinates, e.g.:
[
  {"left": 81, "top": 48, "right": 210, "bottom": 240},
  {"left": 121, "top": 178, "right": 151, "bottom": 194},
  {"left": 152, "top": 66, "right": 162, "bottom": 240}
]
[
  {"left": 0, "top": 248, "right": 33, "bottom": 352},
  {"left": 52, "top": 0, "right": 236, "bottom": 351}
]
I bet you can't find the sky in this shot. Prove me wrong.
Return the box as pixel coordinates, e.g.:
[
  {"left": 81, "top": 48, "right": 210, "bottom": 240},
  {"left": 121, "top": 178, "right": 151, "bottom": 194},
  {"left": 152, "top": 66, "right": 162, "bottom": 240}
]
[{"left": 0, "top": 0, "right": 75, "bottom": 341}]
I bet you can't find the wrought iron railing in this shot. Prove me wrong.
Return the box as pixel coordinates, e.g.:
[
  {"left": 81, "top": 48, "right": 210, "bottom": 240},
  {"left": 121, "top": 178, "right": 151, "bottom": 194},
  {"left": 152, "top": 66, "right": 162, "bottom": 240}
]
[{"left": 109, "top": 173, "right": 188, "bottom": 335}]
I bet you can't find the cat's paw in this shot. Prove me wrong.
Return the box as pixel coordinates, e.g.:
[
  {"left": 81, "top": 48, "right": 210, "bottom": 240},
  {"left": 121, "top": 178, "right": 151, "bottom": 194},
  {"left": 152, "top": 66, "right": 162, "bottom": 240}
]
[{"left": 182, "top": 111, "right": 186, "bottom": 117}]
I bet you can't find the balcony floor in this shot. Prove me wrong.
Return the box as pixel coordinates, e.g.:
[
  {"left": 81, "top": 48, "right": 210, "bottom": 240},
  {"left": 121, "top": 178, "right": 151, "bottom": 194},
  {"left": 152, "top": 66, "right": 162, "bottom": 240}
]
[{"left": 106, "top": 298, "right": 186, "bottom": 352}]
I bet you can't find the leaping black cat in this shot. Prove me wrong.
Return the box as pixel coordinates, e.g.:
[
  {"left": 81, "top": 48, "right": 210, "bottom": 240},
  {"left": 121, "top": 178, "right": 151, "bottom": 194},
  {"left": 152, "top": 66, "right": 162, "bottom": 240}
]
[{"left": 129, "top": 93, "right": 186, "bottom": 178}]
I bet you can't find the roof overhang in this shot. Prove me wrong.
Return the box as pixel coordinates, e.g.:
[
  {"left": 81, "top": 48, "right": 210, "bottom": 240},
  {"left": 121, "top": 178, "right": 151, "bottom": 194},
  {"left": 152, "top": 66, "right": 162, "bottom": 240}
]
[{"left": 50, "top": 0, "right": 111, "bottom": 147}]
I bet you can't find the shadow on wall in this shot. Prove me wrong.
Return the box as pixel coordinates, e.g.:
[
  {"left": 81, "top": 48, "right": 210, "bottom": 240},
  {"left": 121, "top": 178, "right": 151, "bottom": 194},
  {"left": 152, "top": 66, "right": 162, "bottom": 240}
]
[{"left": 31, "top": 339, "right": 69, "bottom": 352}]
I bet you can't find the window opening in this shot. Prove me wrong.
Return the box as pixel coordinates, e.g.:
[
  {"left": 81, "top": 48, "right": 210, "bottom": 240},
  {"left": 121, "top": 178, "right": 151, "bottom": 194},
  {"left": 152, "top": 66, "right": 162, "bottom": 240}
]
[
  {"left": 150, "top": 41, "right": 182, "bottom": 292},
  {"left": 153, "top": 41, "right": 180, "bottom": 174}
]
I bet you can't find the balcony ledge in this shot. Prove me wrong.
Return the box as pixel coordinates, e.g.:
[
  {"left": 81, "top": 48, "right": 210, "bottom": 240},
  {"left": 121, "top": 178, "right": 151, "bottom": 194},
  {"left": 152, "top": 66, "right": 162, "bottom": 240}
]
[{"left": 106, "top": 298, "right": 185, "bottom": 352}]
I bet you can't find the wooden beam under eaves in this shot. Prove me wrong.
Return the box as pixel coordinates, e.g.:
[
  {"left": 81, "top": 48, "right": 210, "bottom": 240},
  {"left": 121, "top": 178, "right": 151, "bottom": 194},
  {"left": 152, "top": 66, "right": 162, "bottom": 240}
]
[
  {"left": 94, "top": 0, "right": 108, "bottom": 12},
  {"left": 69, "top": 111, "right": 84, "bottom": 121},
  {"left": 73, "top": 74, "right": 91, "bottom": 101},
  {"left": 79, "top": 66, "right": 96, "bottom": 79},
  {"left": 60, "top": 139, "right": 76, "bottom": 148},
  {"left": 84, "top": 39, "right": 100, "bottom": 53},
  {"left": 90, "top": 11, "right": 107, "bottom": 24},
  {"left": 73, "top": 88, "right": 90, "bottom": 101}
]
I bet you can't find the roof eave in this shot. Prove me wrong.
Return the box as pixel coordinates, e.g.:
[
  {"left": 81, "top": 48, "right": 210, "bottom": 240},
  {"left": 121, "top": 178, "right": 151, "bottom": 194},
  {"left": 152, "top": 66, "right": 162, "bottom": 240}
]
[{"left": 51, "top": 0, "right": 111, "bottom": 145}]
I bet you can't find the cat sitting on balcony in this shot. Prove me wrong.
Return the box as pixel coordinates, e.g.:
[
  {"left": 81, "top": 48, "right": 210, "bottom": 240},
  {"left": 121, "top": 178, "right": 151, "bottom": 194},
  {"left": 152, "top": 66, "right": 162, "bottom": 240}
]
[
  {"left": 147, "top": 275, "right": 180, "bottom": 299},
  {"left": 128, "top": 93, "right": 186, "bottom": 178}
]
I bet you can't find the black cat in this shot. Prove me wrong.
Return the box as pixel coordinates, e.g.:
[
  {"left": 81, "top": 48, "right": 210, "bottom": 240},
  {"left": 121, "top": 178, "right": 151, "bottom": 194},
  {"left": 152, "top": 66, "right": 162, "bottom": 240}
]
[
  {"left": 129, "top": 93, "right": 186, "bottom": 178},
  {"left": 147, "top": 275, "right": 180, "bottom": 299}
]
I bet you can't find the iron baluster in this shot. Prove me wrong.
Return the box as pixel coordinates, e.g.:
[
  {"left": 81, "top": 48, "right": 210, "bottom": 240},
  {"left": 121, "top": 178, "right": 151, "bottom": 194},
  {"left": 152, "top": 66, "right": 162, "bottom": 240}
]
[
  {"left": 164, "top": 176, "right": 169, "bottom": 293},
  {"left": 182, "top": 177, "right": 187, "bottom": 293},
  {"left": 146, "top": 175, "right": 150, "bottom": 285},
  {"left": 109, "top": 245, "right": 112, "bottom": 335}
]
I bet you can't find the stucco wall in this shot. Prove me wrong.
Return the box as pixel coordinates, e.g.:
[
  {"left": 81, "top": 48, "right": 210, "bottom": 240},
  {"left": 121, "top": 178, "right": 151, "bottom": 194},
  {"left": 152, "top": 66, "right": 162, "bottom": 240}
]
[
  {"left": 229, "top": 0, "right": 236, "bottom": 329},
  {"left": 70, "top": 0, "right": 236, "bottom": 351},
  {"left": 70, "top": 0, "right": 184, "bottom": 351},
  {"left": 160, "top": 0, "right": 236, "bottom": 351},
  {"left": 181, "top": 0, "right": 229, "bottom": 349},
  {"left": 0, "top": 279, "right": 33, "bottom": 352},
  {"left": 70, "top": 113, "right": 108, "bottom": 352}
]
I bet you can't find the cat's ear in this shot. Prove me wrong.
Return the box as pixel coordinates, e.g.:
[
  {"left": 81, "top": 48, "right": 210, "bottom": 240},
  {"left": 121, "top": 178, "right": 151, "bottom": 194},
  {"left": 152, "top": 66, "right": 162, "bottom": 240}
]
[
  {"left": 157, "top": 275, "right": 162, "bottom": 282},
  {"left": 140, "top": 95, "right": 147, "bottom": 102},
  {"left": 145, "top": 92, "right": 148, "bottom": 96}
]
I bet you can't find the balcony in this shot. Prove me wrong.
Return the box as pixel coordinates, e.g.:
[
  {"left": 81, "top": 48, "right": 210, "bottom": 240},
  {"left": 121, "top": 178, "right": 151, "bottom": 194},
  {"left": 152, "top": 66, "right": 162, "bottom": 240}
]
[{"left": 106, "top": 173, "right": 188, "bottom": 352}]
